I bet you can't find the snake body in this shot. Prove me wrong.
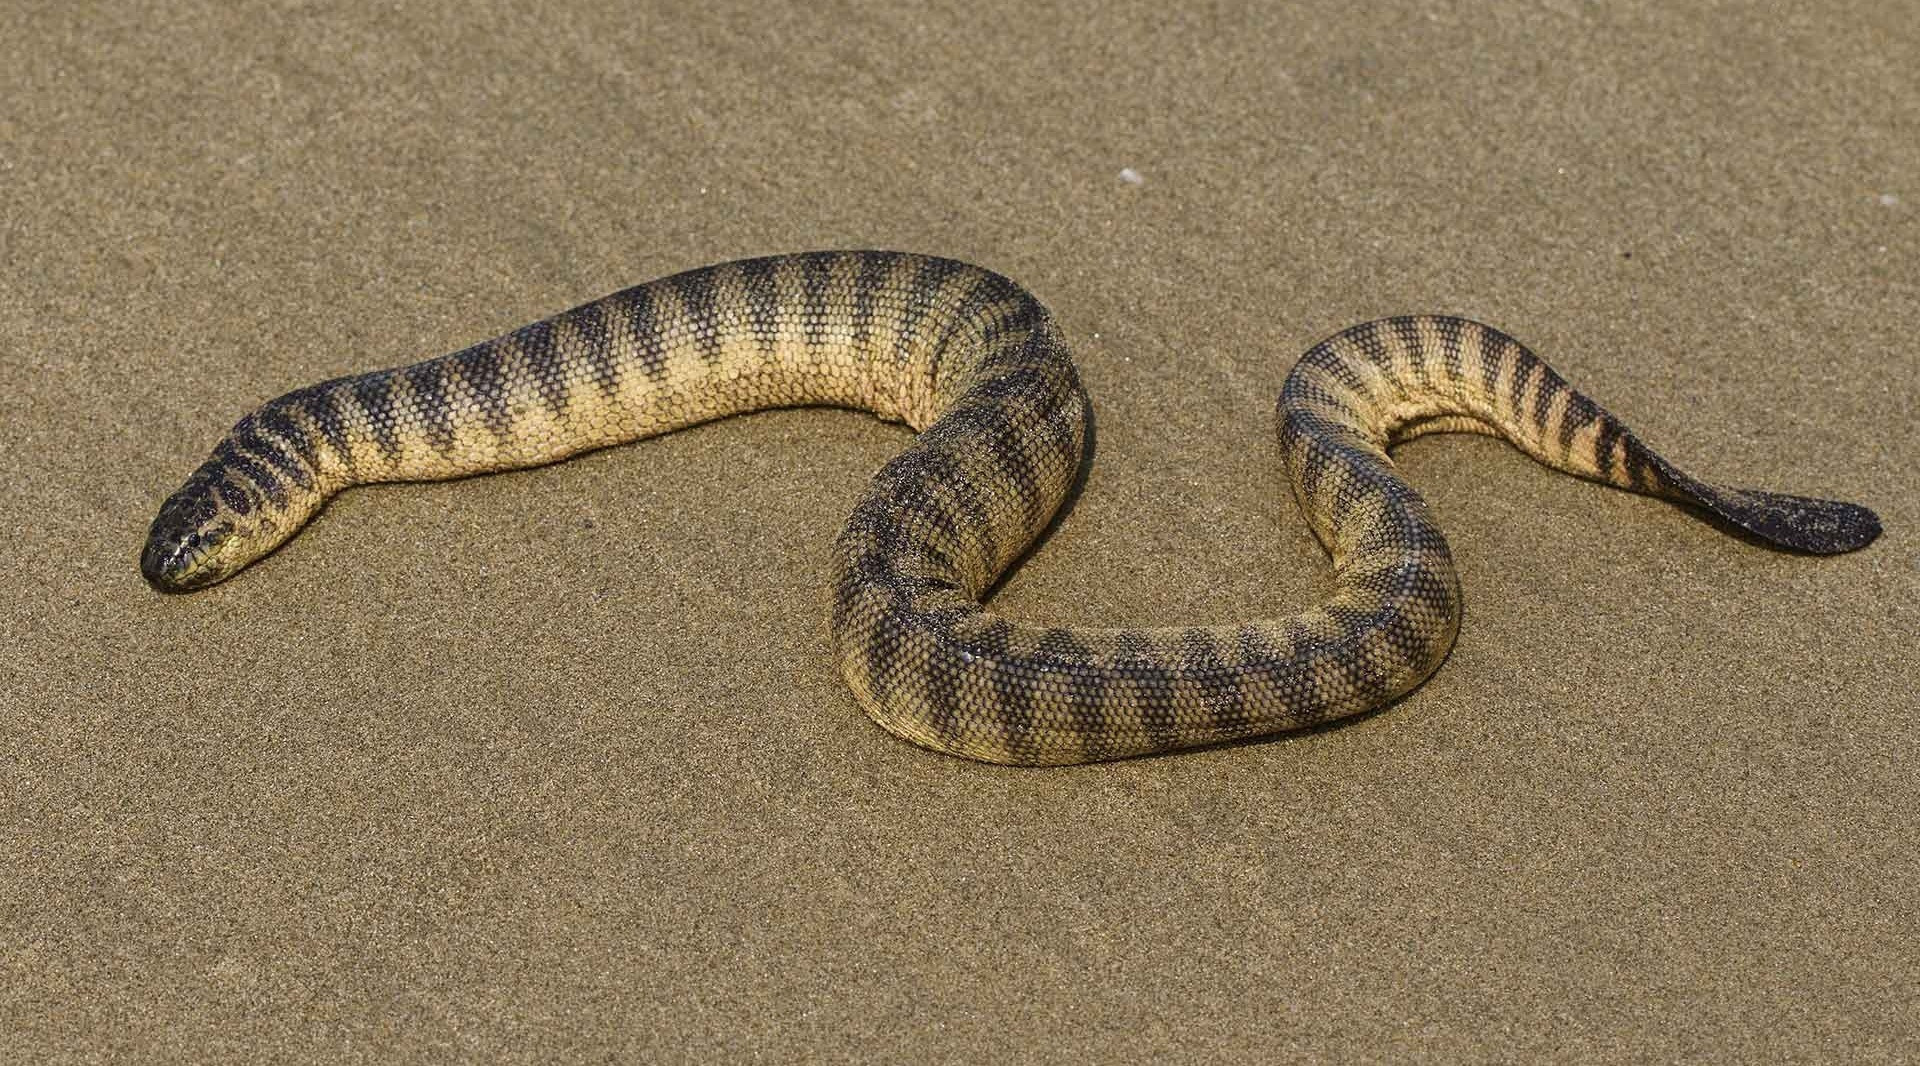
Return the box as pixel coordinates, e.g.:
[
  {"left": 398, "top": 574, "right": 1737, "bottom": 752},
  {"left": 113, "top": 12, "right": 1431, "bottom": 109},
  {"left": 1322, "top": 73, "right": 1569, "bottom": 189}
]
[{"left": 142, "top": 251, "right": 1881, "bottom": 764}]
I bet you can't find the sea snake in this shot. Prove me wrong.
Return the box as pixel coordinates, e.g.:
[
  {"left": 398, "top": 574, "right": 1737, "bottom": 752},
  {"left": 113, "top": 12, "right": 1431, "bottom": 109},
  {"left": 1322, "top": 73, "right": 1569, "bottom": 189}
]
[{"left": 141, "top": 251, "right": 1881, "bottom": 764}]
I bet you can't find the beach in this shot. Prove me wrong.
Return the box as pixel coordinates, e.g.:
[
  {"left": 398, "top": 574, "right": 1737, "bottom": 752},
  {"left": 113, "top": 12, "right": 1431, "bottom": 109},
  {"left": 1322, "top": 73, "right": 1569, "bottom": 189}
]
[{"left": 3, "top": 1, "right": 1916, "bottom": 1060}]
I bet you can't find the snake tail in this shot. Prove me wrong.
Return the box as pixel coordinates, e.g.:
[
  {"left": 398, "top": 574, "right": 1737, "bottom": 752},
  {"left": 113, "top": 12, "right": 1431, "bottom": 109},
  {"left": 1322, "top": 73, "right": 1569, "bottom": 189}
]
[{"left": 142, "top": 252, "right": 1879, "bottom": 764}]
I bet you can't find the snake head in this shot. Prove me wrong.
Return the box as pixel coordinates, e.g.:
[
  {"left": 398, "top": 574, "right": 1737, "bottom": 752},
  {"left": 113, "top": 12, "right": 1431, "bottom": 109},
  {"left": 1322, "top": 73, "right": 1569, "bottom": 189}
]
[{"left": 140, "top": 459, "right": 253, "bottom": 592}]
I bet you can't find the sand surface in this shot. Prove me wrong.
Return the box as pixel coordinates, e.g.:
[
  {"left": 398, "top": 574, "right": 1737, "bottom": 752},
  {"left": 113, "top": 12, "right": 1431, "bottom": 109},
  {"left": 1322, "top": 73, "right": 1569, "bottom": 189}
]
[{"left": 4, "top": 1, "right": 1916, "bottom": 1061}]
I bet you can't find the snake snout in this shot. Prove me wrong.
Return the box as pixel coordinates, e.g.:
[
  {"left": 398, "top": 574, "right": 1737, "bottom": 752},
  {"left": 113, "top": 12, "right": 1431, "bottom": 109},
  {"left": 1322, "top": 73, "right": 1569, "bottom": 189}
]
[
  {"left": 138, "top": 536, "right": 176, "bottom": 590},
  {"left": 140, "top": 524, "right": 221, "bottom": 592}
]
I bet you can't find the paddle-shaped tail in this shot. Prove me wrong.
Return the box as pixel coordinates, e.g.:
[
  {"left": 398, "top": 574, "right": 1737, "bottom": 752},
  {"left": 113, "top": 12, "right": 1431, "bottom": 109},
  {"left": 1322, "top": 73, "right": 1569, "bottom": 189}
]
[{"left": 1281, "top": 316, "right": 1880, "bottom": 561}]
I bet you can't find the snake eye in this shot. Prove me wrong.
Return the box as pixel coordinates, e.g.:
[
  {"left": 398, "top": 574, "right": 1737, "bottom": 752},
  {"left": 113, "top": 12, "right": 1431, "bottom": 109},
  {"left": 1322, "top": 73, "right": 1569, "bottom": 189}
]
[{"left": 185, "top": 532, "right": 202, "bottom": 548}]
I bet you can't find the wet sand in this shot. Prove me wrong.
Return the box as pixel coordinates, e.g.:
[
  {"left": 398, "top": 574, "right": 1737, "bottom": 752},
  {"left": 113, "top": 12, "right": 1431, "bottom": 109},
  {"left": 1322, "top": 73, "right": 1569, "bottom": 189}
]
[{"left": 3, "top": 1, "right": 1915, "bottom": 1061}]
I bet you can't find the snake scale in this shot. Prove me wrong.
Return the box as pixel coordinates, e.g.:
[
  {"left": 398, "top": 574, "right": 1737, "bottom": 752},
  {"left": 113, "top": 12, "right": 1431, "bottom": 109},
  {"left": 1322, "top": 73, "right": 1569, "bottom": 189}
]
[{"left": 142, "top": 251, "right": 1881, "bottom": 765}]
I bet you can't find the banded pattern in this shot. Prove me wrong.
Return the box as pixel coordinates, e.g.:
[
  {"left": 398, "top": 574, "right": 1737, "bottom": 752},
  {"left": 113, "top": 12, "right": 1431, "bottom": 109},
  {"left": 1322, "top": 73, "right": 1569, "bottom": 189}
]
[{"left": 142, "top": 252, "right": 1881, "bottom": 764}]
